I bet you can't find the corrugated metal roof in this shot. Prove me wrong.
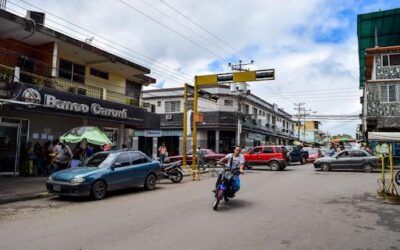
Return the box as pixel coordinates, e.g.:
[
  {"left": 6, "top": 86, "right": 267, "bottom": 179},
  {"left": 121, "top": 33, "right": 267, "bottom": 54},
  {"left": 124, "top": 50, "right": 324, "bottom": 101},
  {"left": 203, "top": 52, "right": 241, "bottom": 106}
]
[{"left": 357, "top": 8, "right": 400, "bottom": 88}]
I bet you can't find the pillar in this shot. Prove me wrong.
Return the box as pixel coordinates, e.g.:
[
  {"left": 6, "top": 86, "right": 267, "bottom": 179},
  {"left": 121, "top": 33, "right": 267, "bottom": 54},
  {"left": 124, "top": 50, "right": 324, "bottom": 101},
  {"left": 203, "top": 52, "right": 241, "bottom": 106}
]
[
  {"left": 215, "top": 130, "right": 220, "bottom": 153},
  {"left": 152, "top": 137, "right": 158, "bottom": 160},
  {"left": 118, "top": 123, "right": 124, "bottom": 148}
]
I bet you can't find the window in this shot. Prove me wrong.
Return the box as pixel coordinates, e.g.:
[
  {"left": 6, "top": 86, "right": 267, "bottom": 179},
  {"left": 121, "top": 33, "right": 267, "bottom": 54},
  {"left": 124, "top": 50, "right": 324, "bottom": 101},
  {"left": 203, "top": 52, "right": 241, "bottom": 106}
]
[
  {"left": 125, "top": 80, "right": 142, "bottom": 100},
  {"left": 243, "top": 104, "right": 249, "bottom": 114},
  {"left": 382, "top": 54, "right": 400, "bottom": 66},
  {"left": 165, "top": 100, "right": 181, "bottom": 113},
  {"left": 351, "top": 151, "right": 367, "bottom": 157},
  {"left": 59, "top": 59, "right": 85, "bottom": 83},
  {"left": 275, "top": 147, "right": 282, "bottom": 153},
  {"left": 224, "top": 99, "right": 234, "bottom": 106},
  {"left": 263, "top": 147, "right": 274, "bottom": 153},
  {"left": 114, "top": 153, "right": 131, "bottom": 167},
  {"left": 337, "top": 151, "right": 349, "bottom": 158},
  {"left": 129, "top": 152, "right": 149, "bottom": 165},
  {"left": 253, "top": 107, "right": 258, "bottom": 115},
  {"left": 151, "top": 104, "right": 156, "bottom": 113},
  {"left": 157, "top": 101, "right": 161, "bottom": 107},
  {"left": 251, "top": 147, "right": 262, "bottom": 154},
  {"left": 90, "top": 68, "right": 109, "bottom": 80},
  {"left": 380, "top": 84, "right": 397, "bottom": 103}
]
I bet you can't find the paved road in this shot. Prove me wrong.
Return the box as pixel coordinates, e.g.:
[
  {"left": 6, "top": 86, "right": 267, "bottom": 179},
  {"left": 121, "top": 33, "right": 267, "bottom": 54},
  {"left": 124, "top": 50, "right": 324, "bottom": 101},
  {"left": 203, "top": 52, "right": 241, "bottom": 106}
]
[{"left": 0, "top": 164, "right": 399, "bottom": 250}]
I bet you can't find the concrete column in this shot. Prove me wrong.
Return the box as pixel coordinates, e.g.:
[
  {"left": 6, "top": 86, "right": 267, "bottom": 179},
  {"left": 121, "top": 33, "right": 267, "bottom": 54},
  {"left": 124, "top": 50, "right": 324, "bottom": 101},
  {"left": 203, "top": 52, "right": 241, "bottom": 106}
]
[
  {"left": 215, "top": 130, "right": 220, "bottom": 153},
  {"left": 152, "top": 137, "right": 158, "bottom": 160},
  {"left": 118, "top": 123, "right": 124, "bottom": 148},
  {"left": 179, "top": 136, "right": 183, "bottom": 155},
  {"left": 132, "top": 136, "right": 139, "bottom": 150}
]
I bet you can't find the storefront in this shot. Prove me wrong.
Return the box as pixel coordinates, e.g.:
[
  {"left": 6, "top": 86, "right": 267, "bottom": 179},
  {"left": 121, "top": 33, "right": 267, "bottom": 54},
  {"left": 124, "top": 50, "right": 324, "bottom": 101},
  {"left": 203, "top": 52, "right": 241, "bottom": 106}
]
[{"left": 0, "top": 82, "right": 159, "bottom": 175}]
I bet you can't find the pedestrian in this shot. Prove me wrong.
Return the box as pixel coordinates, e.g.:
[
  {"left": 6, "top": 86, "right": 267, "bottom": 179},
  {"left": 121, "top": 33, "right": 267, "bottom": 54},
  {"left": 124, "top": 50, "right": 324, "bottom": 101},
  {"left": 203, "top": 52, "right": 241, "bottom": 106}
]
[
  {"left": 158, "top": 143, "right": 167, "bottom": 164},
  {"left": 85, "top": 143, "right": 94, "bottom": 159},
  {"left": 197, "top": 145, "right": 205, "bottom": 170},
  {"left": 25, "top": 141, "right": 34, "bottom": 176},
  {"left": 48, "top": 140, "right": 57, "bottom": 173},
  {"left": 54, "top": 140, "right": 72, "bottom": 171},
  {"left": 33, "top": 142, "right": 46, "bottom": 176},
  {"left": 71, "top": 142, "right": 83, "bottom": 167}
]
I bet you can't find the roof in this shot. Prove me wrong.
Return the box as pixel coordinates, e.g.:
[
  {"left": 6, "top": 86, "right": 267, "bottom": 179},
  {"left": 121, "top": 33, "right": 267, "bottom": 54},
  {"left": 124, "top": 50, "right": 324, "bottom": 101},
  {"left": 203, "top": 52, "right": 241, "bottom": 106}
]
[
  {"left": 0, "top": 9, "right": 156, "bottom": 84},
  {"left": 357, "top": 8, "right": 400, "bottom": 89}
]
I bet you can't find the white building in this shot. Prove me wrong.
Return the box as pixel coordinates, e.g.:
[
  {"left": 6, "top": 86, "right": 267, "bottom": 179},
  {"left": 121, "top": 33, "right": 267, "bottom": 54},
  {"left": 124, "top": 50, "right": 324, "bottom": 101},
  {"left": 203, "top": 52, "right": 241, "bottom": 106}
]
[{"left": 134, "top": 85, "right": 296, "bottom": 156}]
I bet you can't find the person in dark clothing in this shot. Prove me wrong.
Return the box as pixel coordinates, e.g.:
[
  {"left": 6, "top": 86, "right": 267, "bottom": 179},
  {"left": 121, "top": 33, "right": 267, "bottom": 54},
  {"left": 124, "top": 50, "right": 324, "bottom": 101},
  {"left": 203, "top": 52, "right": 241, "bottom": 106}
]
[
  {"left": 71, "top": 143, "right": 84, "bottom": 167},
  {"left": 85, "top": 144, "right": 95, "bottom": 159},
  {"left": 33, "top": 142, "right": 45, "bottom": 176}
]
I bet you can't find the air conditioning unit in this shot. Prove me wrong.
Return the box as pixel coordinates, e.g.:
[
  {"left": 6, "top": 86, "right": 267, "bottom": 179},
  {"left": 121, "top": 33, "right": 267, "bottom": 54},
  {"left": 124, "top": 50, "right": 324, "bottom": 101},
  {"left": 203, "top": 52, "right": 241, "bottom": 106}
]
[
  {"left": 26, "top": 11, "right": 45, "bottom": 25},
  {"left": 165, "top": 114, "right": 173, "bottom": 120}
]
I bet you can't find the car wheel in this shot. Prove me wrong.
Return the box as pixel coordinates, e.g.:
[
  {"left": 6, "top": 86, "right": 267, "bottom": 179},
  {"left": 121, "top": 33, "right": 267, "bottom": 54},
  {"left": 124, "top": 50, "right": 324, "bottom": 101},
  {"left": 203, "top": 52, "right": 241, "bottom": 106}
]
[
  {"left": 91, "top": 180, "right": 107, "bottom": 200},
  {"left": 321, "top": 163, "right": 330, "bottom": 172},
  {"left": 144, "top": 173, "right": 157, "bottom": 190},
  {"left": 362, "top": 163, "right": 373, "bottom": 173},
  {"left": 270, "top": 161, "right": 280, "bottom": 171},
  {"left": 300, "top": 156, "right": 307, "bottom": 164}
]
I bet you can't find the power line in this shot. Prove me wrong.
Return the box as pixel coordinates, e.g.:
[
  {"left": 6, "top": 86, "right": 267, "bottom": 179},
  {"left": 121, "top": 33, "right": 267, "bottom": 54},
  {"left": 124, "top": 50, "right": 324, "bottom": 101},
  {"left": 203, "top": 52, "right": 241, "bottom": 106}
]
[
  {"left": 116, "top": 0, "right": 226, "bottom": 60},
  {"left": 158, "top": 0, "right": 251, "bottom": 61}
]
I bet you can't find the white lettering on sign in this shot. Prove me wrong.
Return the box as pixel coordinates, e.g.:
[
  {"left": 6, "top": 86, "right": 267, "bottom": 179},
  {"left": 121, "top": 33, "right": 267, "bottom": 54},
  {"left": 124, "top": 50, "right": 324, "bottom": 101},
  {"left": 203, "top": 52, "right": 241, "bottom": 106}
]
[{"left": 44, "top": 94, "right": 129, "bottom": 119}]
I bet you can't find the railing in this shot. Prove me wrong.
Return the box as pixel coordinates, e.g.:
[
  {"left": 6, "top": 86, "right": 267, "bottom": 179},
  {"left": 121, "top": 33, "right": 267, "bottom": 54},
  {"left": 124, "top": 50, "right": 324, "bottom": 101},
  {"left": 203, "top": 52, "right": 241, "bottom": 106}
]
[{"left": 0, "top": 64, "right": 139, "bottom": 107}]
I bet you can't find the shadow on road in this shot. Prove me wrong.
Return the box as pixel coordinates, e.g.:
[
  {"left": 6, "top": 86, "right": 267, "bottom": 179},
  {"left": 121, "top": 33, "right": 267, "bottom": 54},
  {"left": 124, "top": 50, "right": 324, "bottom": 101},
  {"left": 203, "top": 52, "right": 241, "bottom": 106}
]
[{"left": 215, "top": 199, "right": 253, "bottom": 211}]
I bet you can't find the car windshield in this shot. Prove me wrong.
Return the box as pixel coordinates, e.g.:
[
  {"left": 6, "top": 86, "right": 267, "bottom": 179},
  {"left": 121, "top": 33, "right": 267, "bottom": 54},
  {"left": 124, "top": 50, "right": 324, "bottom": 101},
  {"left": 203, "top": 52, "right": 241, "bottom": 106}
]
[{"left": 84, "top": 153, "right": 116, "bottom": 168}]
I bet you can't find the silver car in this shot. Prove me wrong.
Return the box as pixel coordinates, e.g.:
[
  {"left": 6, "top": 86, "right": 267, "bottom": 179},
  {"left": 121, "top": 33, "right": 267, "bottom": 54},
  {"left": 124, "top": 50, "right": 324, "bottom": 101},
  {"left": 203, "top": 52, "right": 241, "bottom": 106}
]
[{"left": 313, "top": 150, "right": 380, "bottom": 173}]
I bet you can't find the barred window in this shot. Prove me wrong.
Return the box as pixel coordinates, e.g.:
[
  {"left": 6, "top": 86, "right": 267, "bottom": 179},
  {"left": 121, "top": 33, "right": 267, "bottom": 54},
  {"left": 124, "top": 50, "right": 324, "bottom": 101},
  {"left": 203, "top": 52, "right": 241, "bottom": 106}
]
[
  {"left": 165, "top": 101, "right": 181, "bottom": 113},
  {"left": 224, "top": 99, "right": 234, "bottom": 106},
  {"left": 380, "top": 84, "right": 397, "bottom": 103},
  {"left": 382, "top": 54, "right": 400, "bottom": 66}
]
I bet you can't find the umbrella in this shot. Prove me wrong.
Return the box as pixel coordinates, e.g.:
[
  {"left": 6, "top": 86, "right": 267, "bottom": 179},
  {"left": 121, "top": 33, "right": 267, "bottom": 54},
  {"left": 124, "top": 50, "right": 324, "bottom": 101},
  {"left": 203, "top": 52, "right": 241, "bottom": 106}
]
[
  {"left": 293, "top": 141, "right": 302, "bottom": 146},
  {"left": 60, "top": 126, "right": 113, "bottom": 146}
]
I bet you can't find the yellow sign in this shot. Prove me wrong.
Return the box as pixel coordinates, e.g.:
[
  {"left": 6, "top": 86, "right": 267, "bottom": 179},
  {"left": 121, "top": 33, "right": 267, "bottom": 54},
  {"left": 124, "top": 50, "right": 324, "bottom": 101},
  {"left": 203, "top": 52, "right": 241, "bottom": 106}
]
[{"left": 195, "top": 69, "right": 274, "bottom": 86}]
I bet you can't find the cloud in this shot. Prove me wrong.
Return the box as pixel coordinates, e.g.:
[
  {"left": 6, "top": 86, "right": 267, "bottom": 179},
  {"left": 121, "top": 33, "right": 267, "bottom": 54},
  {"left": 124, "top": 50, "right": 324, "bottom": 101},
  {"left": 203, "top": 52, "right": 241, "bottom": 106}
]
[{"left": 10, "top": 0, "right": 399, "bottom": 136}]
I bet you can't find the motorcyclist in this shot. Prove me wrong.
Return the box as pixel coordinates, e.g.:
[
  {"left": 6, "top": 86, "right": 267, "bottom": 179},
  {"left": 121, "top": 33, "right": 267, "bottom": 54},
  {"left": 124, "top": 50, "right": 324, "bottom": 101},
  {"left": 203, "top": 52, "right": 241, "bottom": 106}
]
[{"left": 214, "top": 146, "right": 245, "bottom": 195}]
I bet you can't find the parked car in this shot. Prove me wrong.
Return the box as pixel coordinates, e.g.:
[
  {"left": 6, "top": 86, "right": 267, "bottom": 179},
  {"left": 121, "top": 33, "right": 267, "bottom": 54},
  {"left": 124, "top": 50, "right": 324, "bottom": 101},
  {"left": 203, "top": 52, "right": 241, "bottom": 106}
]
[
  {"left": 243, "top": 145, "right": 287, "bottom": 171},
  {"left": 46, "top": 150, "right": 162, "bottom": 200},
  {"left": 313, "top": 150, "right": 380, "bottom": 172},
  {"left": 164, "top": 149, "right": 225, "bottom": 166},
  {"left": 284, "top": 146, "right": 309, "bottom": 164},
  {"left": 303, "top": 147, "right": 322, "bottom": 163}
]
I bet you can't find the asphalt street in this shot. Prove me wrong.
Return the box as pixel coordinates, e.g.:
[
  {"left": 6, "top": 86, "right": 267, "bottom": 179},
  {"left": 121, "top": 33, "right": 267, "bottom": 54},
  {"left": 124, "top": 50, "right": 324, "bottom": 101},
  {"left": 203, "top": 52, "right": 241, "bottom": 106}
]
[{"left": 0, "top": 164, "right": 399, "bottom": 250}]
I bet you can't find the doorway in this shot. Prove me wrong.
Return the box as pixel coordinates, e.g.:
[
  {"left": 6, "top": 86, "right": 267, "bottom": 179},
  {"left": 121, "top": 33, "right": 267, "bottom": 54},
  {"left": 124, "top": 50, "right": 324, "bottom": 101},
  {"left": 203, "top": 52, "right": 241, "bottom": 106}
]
[{"left": 0, "top": 123, "right": 20, "bottom": 175}]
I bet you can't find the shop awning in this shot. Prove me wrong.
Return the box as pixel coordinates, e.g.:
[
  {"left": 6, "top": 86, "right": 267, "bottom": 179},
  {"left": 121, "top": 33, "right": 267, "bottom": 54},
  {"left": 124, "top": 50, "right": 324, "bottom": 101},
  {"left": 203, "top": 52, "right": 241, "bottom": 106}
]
[{"left": 368, "top": 132, "right": 400, "bottom": 142}]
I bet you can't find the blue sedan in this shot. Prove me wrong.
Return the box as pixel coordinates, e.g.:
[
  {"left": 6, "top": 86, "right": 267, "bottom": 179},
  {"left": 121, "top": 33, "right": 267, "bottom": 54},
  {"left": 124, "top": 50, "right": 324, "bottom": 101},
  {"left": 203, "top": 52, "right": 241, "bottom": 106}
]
[{"left": 46, "top": 150, "right": 162, "bottom": 200}]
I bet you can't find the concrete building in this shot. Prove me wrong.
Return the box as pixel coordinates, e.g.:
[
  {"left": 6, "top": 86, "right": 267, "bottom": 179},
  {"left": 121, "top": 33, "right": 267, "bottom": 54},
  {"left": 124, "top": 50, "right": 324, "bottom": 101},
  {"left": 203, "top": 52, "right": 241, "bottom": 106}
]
[
  {"left": 358, "top": 8, "right": 400, "bottom": 139},
  {"left": 137, "top": 85, "right": 296, "bottom": 155},
  {"left": 0, "top": 9, "right": 159, "bottom": 175},
  {"left": 294, "top": 120, "right": 325, "bottom": 144}
]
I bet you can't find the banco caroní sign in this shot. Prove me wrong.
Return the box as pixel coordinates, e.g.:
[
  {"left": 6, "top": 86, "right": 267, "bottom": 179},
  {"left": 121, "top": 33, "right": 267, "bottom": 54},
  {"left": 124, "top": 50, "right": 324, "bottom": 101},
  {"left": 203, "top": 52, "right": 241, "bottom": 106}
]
[
  {"left": 12, "top": 82, "right": 157, "bottom": 127},
  {"left": 44, "top": 94, "right": 128, "bottom": 119}
]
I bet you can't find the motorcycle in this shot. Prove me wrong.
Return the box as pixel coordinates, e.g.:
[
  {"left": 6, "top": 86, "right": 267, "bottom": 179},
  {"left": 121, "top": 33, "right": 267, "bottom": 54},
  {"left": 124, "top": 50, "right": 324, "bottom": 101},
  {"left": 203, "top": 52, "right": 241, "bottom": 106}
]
[
  {"left": 213, "top": 167, "right": 241, "bottom": 211},
  {"left": 161, "top": 160, "right": 184, "bottom": 183},
  {"left": 396, "top": 170, "right": 400, "bottom": 185}
]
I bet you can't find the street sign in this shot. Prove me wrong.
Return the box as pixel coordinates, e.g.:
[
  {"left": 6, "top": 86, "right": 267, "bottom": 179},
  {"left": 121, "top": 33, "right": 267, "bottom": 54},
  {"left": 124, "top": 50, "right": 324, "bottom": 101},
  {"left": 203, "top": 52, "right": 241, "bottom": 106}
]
[{"left": 196, "top": 69, "right": 275, "bottom": 86}]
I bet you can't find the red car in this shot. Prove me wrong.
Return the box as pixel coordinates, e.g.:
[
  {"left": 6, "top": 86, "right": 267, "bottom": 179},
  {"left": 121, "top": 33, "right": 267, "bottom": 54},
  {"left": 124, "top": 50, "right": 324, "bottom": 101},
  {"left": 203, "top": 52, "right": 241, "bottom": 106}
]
[
  {"left": 243, "top": 145, "right": 287, "bottom": 171},
  {"left": 304, "top": 147, "right": 322, "bottom": 163},
  {"left": 165, "top": 149, "right": 226, "bottom": 166}
]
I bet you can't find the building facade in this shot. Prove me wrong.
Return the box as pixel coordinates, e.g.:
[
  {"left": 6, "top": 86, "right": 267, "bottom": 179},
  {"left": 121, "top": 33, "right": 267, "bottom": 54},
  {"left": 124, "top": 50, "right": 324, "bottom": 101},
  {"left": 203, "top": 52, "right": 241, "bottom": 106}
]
[
  {"left": 294, "top": 121, "right": 325, "bottom": 144},
  {"left": 358, "top": 8, "right": 400, "bottom": 139},
  {"left": 138, "top": 86, "right": 296, "bottom": 155},
  {"left": 0, "top": 9, "right": 159, "bottom": 175}
]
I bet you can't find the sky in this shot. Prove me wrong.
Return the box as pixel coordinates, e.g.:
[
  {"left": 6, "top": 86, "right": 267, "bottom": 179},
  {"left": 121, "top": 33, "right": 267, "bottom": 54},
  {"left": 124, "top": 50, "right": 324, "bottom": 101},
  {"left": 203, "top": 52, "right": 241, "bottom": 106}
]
[{"left": 5, "top": 0, "right": 400, "bottom": 136}]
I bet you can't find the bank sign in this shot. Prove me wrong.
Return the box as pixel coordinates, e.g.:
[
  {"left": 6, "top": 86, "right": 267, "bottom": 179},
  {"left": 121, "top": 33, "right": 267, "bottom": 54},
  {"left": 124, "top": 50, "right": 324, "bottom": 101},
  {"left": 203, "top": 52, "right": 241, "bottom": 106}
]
[{"left": 12, "top": 82, "right": 148, "bottom": 126}]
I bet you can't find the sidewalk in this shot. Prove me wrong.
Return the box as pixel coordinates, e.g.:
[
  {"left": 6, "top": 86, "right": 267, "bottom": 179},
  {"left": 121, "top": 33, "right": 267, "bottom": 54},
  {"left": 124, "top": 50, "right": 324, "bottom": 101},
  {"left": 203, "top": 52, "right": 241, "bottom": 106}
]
[{"left": 0, "top": 176, "right": 51, "bottom": 204}]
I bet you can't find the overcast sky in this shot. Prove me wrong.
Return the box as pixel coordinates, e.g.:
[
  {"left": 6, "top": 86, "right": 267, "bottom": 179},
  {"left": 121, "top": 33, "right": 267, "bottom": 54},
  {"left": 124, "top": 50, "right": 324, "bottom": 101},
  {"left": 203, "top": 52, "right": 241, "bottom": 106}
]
[{"left": 6, "top": 0, "right": 400, "bottom": 136}]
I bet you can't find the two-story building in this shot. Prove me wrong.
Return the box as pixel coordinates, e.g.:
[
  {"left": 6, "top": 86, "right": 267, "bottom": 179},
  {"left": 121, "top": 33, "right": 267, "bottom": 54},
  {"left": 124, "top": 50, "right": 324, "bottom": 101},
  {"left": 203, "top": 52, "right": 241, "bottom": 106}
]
[
  {"left": 137, "top": 85, "right": 296, "bottom": 156},
  {"left": 0, "top": 9, "right": 159, "bottom": 175},
  {"left": 358, "top": 8, "right": 400, "bottom": 140}
]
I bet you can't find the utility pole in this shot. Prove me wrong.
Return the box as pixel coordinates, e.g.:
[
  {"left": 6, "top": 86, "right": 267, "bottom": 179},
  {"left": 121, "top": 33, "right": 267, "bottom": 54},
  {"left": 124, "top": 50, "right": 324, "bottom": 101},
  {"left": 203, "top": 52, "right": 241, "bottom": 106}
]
[
  {"left": 294, "top": 103, "right": 305, "bottom": 141},
  {"left": 182, "top": 83, "right": 188, "bottom": 168},
  {"left": 229, "top": 60, "right": 253, "bottom": 146}
]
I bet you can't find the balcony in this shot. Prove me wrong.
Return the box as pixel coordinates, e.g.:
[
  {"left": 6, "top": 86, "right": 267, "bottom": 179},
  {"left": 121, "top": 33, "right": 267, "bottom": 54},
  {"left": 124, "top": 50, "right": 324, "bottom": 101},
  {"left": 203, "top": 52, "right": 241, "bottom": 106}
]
[{"left": 0, "top": 64, "right": 139, "bottom": 106}]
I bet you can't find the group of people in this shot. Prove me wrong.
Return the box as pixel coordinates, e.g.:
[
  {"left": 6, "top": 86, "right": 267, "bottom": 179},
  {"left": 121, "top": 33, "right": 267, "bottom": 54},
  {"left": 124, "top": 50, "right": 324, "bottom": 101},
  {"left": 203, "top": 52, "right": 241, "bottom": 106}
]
[{"left": 20, "top": 140, "right": 99, "bottom": 176}]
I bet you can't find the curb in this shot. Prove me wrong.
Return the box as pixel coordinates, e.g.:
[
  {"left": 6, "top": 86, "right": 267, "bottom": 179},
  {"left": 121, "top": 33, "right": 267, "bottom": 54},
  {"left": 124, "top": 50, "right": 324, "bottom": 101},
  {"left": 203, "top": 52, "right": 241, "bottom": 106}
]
[{"left": 0, "top": 192, "right": 54, "bottom": 205}]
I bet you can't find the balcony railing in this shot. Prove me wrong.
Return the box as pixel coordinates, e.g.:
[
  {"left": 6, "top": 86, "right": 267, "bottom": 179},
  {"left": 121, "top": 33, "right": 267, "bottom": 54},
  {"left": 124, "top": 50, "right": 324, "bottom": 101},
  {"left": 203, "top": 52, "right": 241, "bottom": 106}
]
[{"left": 0, "top": 64, "right": 139, "bottom": 107}]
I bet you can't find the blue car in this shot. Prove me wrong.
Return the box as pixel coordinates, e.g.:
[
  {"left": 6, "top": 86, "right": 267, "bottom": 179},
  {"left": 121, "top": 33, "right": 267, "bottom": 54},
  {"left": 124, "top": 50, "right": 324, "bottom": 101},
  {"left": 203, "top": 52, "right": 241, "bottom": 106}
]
[{"left": 46, "top": 150, "right": 162, "bottom": 200}]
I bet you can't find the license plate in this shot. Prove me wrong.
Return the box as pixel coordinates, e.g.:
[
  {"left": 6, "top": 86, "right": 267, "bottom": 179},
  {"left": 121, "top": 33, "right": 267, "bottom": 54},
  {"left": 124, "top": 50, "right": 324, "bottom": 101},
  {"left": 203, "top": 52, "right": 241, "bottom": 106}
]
[{"left": 53, "top": 184, "right": 61, "bottom": 192}]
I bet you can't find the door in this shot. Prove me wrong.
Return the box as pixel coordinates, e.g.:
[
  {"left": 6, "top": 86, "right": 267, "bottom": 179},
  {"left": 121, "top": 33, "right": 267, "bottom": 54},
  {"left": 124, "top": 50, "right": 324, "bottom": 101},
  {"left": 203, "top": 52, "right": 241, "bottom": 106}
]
[
  {"left": 247, "top": 147, "right": 262, "bottom": 165},
  {"left": 260, "top": 146, "right": 275, "bottom": 164},
  {"left": 108, "top": 153, "right": 133, "bottom": 190},
  {"left": 350, "top": 150, "right": 368, "bottom": 169},
  {"left": 129, "top": 152, "right": 151, "bottom": 185},
  {"left": 0, "top": 123, "right": 20, "bottom": 175},
  {"left": 332, "top": 151, "right": 351, "bottom": 169}
]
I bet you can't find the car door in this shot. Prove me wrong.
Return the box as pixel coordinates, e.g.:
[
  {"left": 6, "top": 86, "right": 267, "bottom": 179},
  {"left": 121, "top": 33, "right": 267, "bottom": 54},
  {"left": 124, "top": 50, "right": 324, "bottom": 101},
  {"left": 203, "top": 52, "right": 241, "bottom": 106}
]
[
  {"left": 109, "top": 152, "right": 133, "bottom": 190},
  {"left": 261, "top": 146, "right": 275, "bottom": 164},
  {"left": 350, "top": 150, "right": 368, "bottom": 169},
  {"left": 332, "top": 151, "right": 351, "bottom": 169},
  {"left": 129, "top": 152, "right": 152, "bottom": 186},
  {"left": 248, "top": 147, "right": 262, "bottom": 164}
]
